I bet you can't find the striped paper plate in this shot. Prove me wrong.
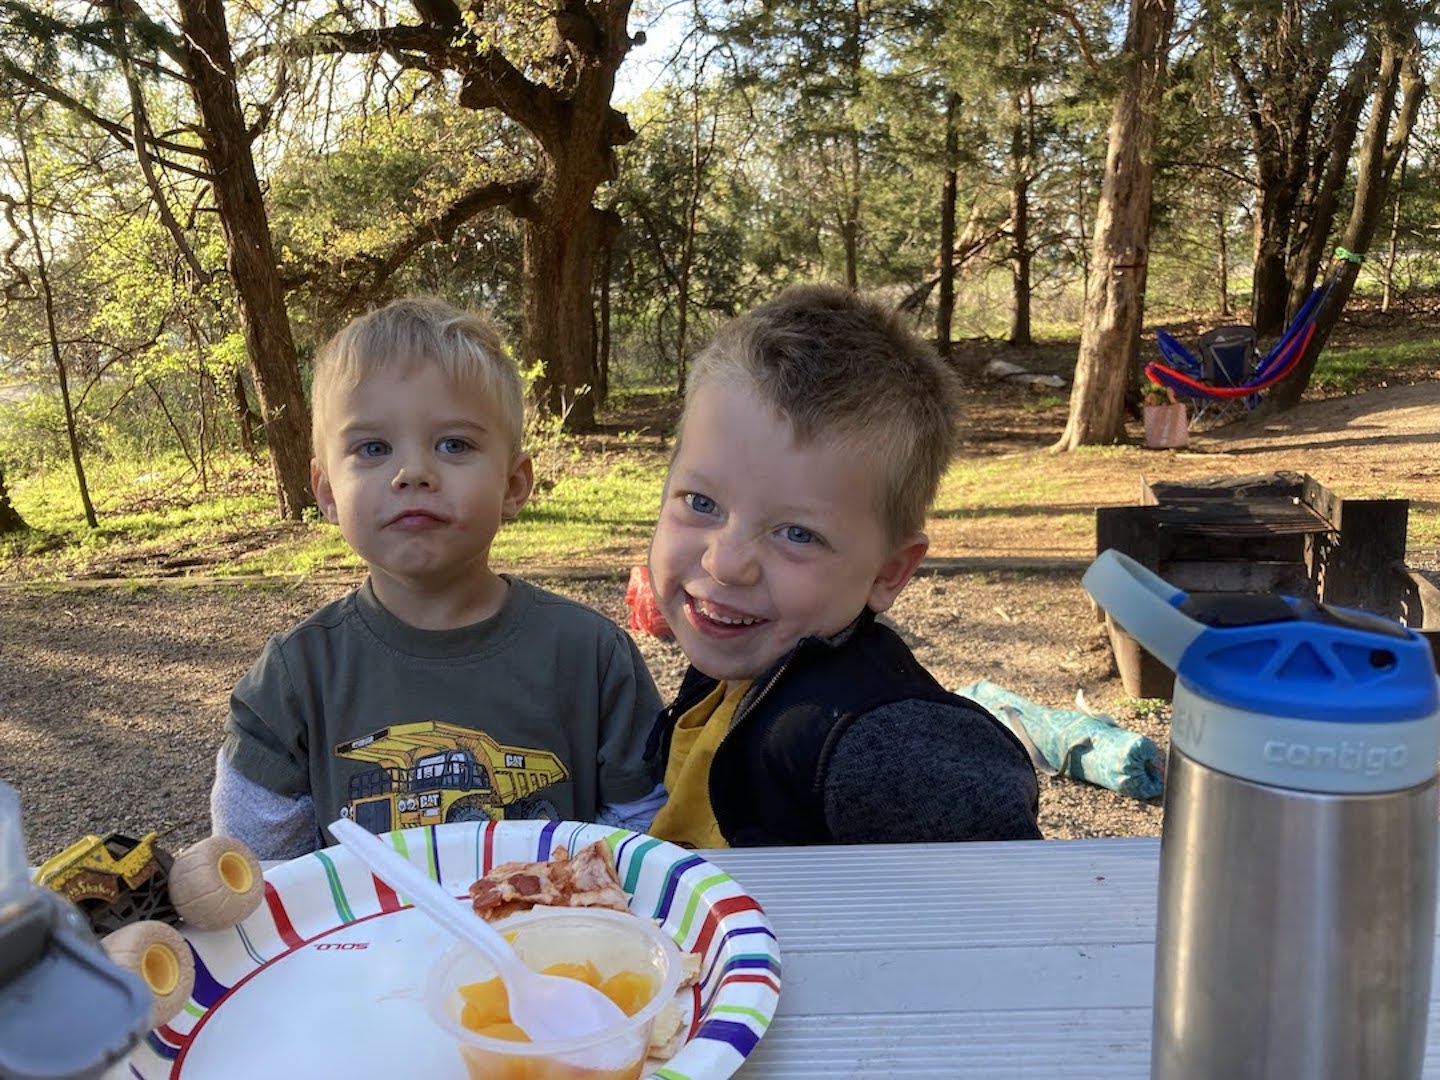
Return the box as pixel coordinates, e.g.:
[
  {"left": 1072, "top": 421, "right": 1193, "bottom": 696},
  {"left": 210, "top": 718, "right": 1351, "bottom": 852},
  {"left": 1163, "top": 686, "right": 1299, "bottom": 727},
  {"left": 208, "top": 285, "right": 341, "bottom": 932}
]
[{"left": 121, "top": 820, "right": 780, "bottom": 1079}]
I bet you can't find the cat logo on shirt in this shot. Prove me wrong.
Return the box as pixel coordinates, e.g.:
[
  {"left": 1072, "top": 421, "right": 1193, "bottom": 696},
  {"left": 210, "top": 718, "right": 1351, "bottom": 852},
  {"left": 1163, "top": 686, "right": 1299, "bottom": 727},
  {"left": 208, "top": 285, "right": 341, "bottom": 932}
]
[{"left": 336, "top": 721, "right": 568, "bottom": 834}]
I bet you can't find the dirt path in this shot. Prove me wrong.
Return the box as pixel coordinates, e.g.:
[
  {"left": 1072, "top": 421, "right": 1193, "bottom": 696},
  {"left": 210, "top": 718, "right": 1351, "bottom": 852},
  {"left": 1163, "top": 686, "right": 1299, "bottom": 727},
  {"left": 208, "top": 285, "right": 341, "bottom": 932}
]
[
  {"left": 927, "top": 380, "right": 1440, "bottom": 565},
  {"left": 5, "top": 381, "right": 1438, "bottom": 864}
]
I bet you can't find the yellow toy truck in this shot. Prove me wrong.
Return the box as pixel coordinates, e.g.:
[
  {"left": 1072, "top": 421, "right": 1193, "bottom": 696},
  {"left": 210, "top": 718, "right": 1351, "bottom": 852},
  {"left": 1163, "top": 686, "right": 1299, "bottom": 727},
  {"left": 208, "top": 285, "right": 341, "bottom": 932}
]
[
  {"left": 35, "top": 831, "right": 264, "bottom": 1029},
  {"left": 337, "top": 721, "right": 570, "bottom": 833}
]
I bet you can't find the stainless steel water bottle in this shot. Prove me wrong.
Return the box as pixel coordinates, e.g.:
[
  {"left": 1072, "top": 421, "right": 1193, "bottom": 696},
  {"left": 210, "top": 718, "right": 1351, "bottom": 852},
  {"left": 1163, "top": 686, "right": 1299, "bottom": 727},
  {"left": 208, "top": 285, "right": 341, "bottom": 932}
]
[{"left": 1084, "top": 549, "right": 1440, "bottom": 1080}]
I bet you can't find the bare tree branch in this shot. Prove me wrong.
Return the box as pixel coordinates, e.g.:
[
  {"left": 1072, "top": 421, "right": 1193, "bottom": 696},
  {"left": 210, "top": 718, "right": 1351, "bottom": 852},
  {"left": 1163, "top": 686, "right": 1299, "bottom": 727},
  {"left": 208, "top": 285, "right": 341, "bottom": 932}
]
[
  {"left": 284, "top": 177, "right": 540, "bottom": 297},
  {"left": 251, "top": 25, "right": 562, "bottom": 139},
  {"left": 99, "top": 0, "right": 214, "bottom": 283},
  {"left": 0, "top": 58, "right": 211, "bottom": 174}
]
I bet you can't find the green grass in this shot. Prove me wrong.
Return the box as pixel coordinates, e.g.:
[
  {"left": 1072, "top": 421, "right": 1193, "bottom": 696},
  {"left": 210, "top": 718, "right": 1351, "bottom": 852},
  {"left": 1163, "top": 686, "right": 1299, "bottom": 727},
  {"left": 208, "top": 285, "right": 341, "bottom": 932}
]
[
  {"left": 2, "top": 361, "right": 1436, "bottom": 581},
  {"left": 937, "top": 458, "right": 1070, "bottom": 510},
  {"left": 1022, "top": 394, "right": 1067, "bottom": 412},
  {"left": 496, "top": 461, "right": 662, "bottom": 566},
  {"left": 1408, "top": 508, "right": 1440, "bottom": 549},
  {"left": 935, "top": 445, "right": 1128, "bottom": 512},
  {"left": 3, "top": 455, "right": 276, "bottom": 574},
  {"left": 1311, "top": 337, "right": 1440, "bottom": 394},
  {"left": 1, "top": 447, "right": 667, "bottom": 580},
  {"left": 1125, "top": 696, "right": 1172, "bottom": 716}
]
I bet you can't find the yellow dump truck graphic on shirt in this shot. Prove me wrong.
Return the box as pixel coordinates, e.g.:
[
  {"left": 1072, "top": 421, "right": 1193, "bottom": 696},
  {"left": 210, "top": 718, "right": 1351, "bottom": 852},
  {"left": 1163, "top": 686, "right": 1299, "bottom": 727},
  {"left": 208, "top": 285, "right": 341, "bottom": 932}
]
[{"left": 336, "top": 721, "right": 569, "bottom": 835}]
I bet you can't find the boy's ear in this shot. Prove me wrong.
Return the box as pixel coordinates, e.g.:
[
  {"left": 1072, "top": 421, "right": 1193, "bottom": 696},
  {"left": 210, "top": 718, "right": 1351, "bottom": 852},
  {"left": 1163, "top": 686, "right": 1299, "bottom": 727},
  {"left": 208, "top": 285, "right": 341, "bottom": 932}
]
[
  {"left": 503, "top": 453, "right": 535, "bottom": 519},
  {"left": 310, "top": 458, "right": 339, "bottom": 524},
  {"left": 866, "top": 532, "right": 929, "bottom": 614}
]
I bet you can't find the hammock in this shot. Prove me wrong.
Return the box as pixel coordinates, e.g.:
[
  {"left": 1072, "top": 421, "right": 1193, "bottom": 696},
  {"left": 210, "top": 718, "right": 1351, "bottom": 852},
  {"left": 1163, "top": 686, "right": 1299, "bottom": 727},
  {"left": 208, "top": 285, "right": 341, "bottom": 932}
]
[{"left": 1145, "top": 262, "right": 1344, "bottom": 402}]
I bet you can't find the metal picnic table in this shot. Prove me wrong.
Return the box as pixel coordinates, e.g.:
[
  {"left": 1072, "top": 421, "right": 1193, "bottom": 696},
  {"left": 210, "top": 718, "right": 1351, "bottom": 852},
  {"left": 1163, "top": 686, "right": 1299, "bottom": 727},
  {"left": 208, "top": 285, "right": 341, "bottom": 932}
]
[{"left": 703, "top": 837, "right": 1440, "bottom": 1078}]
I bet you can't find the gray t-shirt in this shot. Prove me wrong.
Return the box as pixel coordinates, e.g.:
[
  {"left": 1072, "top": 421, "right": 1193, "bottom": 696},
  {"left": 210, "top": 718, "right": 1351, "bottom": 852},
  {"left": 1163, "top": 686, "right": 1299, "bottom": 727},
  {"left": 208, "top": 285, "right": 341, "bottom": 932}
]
[{"left": 219, "top": 576, "right": 661, "bottom": 847}]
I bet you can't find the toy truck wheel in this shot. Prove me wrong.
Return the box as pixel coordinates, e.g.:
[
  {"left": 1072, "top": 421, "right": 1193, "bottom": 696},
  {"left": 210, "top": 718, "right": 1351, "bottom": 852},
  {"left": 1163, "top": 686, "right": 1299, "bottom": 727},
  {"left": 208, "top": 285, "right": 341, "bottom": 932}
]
[
  {"left": 169, "top": 836, "right": 264, "bottom": 931},
  {"left": 444, "top": 795, "right": 492, "bottom": 824},
  {"left": 103, "top": 920, "right": 195, "bottom": 1029},
  {"left": 58, "top": 835, "right": 179, "bottom": 936}
]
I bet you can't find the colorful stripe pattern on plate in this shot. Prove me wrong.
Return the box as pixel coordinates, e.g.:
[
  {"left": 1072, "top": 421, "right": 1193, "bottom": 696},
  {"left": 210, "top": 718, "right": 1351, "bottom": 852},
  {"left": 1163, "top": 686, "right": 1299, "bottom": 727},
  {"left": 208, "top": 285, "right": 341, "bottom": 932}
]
[{"left": 122, "top": 820, "right": 780, "bottom": 1080}]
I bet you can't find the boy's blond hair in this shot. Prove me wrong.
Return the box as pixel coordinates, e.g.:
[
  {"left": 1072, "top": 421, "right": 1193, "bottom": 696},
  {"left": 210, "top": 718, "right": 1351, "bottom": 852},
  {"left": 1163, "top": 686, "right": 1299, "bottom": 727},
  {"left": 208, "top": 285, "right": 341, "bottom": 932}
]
[
  {"left": 686, "top": 283, "right": 960, "bottom": 543},
  {"left": 310, "top": 296, "right": 525, "bottom": 460}
]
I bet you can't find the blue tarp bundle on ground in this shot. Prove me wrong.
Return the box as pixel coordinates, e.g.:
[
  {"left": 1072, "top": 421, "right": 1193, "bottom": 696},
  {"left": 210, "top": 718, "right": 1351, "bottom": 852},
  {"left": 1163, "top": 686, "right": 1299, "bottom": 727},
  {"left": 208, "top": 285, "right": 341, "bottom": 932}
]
[{"left": 957, "top": 679, "right": 1166, "bottom": 801}]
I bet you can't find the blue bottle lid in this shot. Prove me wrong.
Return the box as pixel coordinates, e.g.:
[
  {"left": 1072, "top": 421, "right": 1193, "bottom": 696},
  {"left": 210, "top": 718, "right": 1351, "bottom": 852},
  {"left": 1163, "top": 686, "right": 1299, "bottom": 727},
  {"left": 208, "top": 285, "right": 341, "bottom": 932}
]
[{"left": 1084, "top": 550, "right": 1439, "bottom": 724}]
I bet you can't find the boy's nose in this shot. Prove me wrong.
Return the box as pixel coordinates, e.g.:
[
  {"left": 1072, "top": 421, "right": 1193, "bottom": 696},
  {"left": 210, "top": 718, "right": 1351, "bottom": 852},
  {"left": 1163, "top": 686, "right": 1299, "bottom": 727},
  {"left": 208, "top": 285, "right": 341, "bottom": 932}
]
[
  {"left": 390, "top": 463, "right": 435, "bottom": 490},
  {"left": 701, "top": 530, "right": 760, "bottom": 587}
]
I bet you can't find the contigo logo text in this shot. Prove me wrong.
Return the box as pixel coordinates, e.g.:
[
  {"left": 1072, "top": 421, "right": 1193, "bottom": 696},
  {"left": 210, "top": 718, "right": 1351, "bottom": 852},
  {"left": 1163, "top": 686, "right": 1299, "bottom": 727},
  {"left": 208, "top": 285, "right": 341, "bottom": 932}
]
[
  {"left": 1172, "top": 706, "right": 1207, "bottom": 745},
  {"left": 1263, "top": 739, "right": 1408, "bottom": 775}
]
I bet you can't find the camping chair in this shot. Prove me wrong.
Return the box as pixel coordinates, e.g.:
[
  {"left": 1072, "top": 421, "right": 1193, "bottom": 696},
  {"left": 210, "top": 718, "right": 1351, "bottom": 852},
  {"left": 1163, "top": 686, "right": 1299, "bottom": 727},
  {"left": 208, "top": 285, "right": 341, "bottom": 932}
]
[
  {"left": 1198, "top": 326, "right": 1257, "bottom": 388},
  {"left": 1191, "top": 326, "right": 1258, "bottom": 423},
  {"left": 1146, "top": 260, "right": 1345, "bottom": 423}
]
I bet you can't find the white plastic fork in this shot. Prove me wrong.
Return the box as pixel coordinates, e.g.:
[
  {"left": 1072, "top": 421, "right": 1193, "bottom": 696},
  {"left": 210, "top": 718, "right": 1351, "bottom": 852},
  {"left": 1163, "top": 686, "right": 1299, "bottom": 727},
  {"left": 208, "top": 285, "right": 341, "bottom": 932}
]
[{"left": 327, "top": 817, "right": 625, "bottom": 1040}]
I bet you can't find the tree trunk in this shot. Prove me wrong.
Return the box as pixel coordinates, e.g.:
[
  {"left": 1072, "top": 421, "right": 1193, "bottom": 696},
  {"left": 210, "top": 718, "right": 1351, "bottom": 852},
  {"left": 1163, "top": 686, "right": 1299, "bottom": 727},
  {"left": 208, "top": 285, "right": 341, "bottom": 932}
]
[
  {"left": 13, "top": 110, "right": 98, "bottom": 528},
  {"left": 1229, "top": 5, "right": 1367, "bottom": 340},
  {"left": 0, "top": 467, "right": 26, "bottom": 533},
  {"left": 1215, "top": 206, "right": 1231, "bottom": 317},
  {"left": 674, "top": 82, "right": 707, "bottom": 397},
  {"left": 523, "top": 209, "right": 602, "bottom": 430},
  {"left": 1008, "top": 171, "right": 1032, "bottom": 347},
  {"left": 175, "top": 0, "right": 313, "bottom": 520},
  {"left": 1239, "top": 66, "right": 1319, "bottom": 337},
  {"left": 598, "top": 237, "right": 612, "bottom": 405},
  {"left": 842, "top": 128, "right": 861, "bottom": 290},
  {"left": 1008, "top": 93, "right": 1033, "bottom": 347},
  {"left": 1284, "top": 51, "right": 1376, "bottom": 320},
  {"left": 1249, "top": 168, "right": 1293, "bottom": 337},
  {"left": 232, "top": 368, "right": 259, "bottom": 459},
  {"left": 841, "top": 0, "right": 863, "bottom": 290},
  {"left": 1054, "top": 0, "right": 1175, "bottom": 451},
  {"left": 1382, "top": 153, "right": 1407, "bottom": 312},
  {"left": 1260, "top": 29, "right": 1424, "bottom": 414},
  {"left": 936, "top": 93, "right": 960, "bottom": 358}
]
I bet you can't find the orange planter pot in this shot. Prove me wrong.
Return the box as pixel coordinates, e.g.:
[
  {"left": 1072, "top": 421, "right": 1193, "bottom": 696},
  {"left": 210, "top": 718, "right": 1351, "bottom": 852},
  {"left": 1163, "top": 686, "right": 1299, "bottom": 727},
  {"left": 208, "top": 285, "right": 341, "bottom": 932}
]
[{"left": 1143, "top": 402, "right": 1189, "bottom": 449}]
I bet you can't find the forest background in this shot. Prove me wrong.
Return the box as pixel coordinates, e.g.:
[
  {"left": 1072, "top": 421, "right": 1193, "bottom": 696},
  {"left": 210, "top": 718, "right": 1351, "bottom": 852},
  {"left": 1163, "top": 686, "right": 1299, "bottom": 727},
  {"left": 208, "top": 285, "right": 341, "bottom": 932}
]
[
  {"left": 4, "top": 0, "right": 1440, "bottom": 856},
  {"left": 1, "top": 0, "right": 1437, "bottom": 540}
]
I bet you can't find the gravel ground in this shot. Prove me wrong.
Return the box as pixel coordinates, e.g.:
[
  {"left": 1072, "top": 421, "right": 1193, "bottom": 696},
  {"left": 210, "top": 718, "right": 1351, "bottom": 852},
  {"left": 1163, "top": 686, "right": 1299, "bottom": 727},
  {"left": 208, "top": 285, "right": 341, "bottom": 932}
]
[{"left": 0, "top": 565, "right": 1159, "bottom": 865}]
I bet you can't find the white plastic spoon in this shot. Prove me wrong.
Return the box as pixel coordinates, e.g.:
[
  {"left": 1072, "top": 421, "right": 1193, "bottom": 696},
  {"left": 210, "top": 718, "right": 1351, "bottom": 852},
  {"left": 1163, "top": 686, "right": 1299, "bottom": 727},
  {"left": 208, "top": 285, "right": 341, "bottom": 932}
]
[{"left": 327, "top": 817, "right": 625, "bottom": 1040}]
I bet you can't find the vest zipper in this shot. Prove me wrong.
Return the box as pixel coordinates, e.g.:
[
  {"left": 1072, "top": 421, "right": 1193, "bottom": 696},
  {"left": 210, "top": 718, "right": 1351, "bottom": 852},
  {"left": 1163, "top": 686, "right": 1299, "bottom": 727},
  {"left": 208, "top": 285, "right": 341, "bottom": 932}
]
[{"left": 706, "top": 649, "right": 799, "bottom": 840}]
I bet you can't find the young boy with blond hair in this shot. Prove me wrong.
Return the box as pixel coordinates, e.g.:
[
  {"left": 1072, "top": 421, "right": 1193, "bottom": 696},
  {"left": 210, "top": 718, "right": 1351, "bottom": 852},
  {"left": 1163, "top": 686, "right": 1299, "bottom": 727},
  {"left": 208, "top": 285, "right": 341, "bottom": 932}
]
[
  {"left": 646, "top": 284, "right": 1041, "bottom": 847},
  {"left": 211, "top": 297, "right": 664, "bottom": 859}
]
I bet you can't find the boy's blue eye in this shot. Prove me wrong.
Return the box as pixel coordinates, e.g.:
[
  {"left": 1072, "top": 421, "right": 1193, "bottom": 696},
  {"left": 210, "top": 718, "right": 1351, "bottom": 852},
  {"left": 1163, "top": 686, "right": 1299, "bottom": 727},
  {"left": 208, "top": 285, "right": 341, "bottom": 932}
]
[
  {"left": 782, "top": 525, "right": 815, "bottom": 545},
  {"left": 357, "top": 440, "right": 389, "bottom": 458},
  {"left": 684, "top": 493, "right": 717, "bottom": 515},
  {"left": 437, "top": 437, "right": 472, "bottom": 454}
]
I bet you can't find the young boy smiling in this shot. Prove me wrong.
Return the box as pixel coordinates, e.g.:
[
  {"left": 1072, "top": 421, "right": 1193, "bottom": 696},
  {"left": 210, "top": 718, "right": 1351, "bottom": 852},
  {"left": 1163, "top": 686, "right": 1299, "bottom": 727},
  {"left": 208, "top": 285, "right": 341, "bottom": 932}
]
[
  {"left": 211, "top": 297, "right": 664, "bottom": 859},
  {"left": 646, "top": 284, "right": 1041, "bottom": 848}
]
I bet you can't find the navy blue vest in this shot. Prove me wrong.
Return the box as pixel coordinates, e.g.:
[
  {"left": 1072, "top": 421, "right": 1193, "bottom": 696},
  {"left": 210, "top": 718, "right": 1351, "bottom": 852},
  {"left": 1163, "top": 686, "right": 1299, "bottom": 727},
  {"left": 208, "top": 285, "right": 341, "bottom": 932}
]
[{"left": 646, "top": 613, "right": 1024, "bottom": 846}]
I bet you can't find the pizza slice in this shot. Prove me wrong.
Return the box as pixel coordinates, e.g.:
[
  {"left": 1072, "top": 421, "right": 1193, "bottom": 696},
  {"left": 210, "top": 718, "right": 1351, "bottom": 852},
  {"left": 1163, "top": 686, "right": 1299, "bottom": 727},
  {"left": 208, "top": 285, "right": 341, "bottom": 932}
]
[
  {"left": 564, "top": 840, "right": 631, "bottom": 911},
  {"left": 468, "top": 840, "right": 630, "bottom": 921}
]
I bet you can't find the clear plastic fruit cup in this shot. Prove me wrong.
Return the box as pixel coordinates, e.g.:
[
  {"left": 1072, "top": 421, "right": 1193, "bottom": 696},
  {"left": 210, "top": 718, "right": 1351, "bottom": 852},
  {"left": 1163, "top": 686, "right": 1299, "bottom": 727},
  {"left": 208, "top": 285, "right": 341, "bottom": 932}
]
[{"left": 425, "top": 907, "right": 682, "bottom": 1080}]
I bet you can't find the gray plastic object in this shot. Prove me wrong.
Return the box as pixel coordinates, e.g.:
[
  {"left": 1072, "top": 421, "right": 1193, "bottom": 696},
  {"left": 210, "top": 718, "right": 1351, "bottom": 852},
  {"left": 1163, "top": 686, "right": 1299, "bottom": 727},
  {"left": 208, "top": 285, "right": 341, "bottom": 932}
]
[{"left": 0, "top": 782, "right": 154, "bottom": 1080}]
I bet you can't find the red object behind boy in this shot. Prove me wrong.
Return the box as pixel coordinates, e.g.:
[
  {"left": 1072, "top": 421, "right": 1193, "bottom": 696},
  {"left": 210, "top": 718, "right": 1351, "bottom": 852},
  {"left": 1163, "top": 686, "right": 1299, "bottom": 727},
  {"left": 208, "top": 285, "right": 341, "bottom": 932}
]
[{"left": 625, "top": 565, "right": 673, "bottom": 638}]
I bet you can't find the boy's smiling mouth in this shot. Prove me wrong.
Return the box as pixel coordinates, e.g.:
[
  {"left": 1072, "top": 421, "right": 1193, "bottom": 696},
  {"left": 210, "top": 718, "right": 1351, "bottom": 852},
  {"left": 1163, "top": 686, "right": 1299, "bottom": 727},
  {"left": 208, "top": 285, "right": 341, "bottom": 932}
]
[{"left": 688, "top": 595, "right": 767, "bottom": 629}]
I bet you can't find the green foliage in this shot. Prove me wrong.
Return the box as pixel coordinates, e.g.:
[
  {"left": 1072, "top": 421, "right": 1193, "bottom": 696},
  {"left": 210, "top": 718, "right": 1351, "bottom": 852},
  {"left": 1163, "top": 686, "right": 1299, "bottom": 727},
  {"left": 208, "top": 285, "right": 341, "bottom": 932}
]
[
  {"left": 0, "top": 391, "right": 70, "bottom": 472},
  {"left": 268, "top": 101, "right": 527, "bottom": 329},
  {"left": 611, "top": 81, "right": 767, "bottom": 384},
  {"left": 1126, "top": 697, "right": 1171, "bottom": 718}
]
